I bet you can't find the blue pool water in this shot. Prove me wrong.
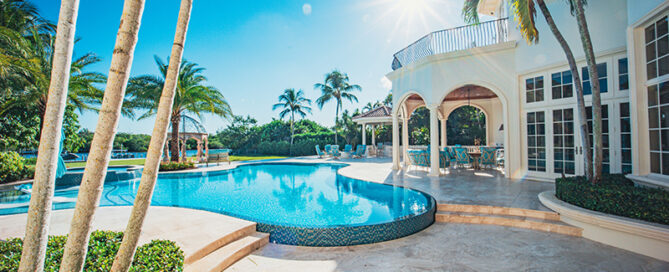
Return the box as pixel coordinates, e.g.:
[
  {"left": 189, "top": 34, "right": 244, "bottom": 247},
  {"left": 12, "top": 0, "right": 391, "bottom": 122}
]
[{"left": 0, "top": 163, "right": 432, "bottom": 229}]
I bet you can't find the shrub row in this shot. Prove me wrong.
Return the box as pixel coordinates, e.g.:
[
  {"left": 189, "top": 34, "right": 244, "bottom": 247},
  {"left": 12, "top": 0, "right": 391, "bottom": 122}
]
[
  {"left": 159, "top": 161, "right": 195, "bottom": 172},
  {"left": 0, "top": 230, "right": 183, "bottom": 271},
  {"left": 555, "top": 174, "right": 669, "bottom": 225},
  {"left": 256, "top": 138, "right": 357, "bottom": 156},
  {"left": 0, "top": 151, "right": 35, "bottom": 184}
]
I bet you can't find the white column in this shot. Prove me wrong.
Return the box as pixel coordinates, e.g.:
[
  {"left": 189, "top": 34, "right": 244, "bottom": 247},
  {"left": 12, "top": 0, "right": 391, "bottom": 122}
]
[
  {"left": 440, "top": 119, "right": 447, "bottom": 148},
  {"left": 402, "top": 115, "right": 409, "bottom": 166},
  {"left": 372, "top": 125, "right": 376, "bottom": 146},
  {"left": 392, "top": 114, "right": 400, "bottom": 170},
  {"left": 429, "top": 105, "right": 440, "bottom": 176},
  {"left": 362, "top": 123, "right": 367, "bottom": 145}
]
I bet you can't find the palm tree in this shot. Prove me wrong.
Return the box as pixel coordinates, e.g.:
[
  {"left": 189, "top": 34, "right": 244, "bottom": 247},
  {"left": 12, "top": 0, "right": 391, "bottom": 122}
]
[
  {"left": 18, "top": 0, "right": 79, "bottom": 271},
  {"left": 463, "top": 0, "right": 593, "bottom": 181},
  {"left": 58, "top": 0, "right": 146, "bottom": 270},
  {"left": 314, "top": 70, "right": 361, "bottom": 145},
  {"left": 128, "top": 56, "right": 232, "bottom": 162},
  {"left": 572, "top": 0, "right": 603, "bottom": 183},
  {"left": 112, "top": 1, "right": 194, "bottom": 270},
  {"left": 362, "top": 101, "right": 383, "bottom": 112},
  {"left": 272, "top": 88, "right": 312, "bottom": 150}
]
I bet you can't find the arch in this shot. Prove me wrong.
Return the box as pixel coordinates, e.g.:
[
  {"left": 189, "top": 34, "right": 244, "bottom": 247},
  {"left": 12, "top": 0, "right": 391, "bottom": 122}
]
[
  {"left": 393, "top": 90, "right": 427, "bottom": 117},
  {"left": 443, "top": 103, "right": 490, "bottom": 145}
]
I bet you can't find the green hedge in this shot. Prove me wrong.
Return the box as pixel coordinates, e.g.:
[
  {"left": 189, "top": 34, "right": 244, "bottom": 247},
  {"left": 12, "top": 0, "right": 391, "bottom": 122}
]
[
  {"left": 0, "top": 151, "right": 34, "bottom": 184},
  {"left": 0, "top": 230, "right": 183, "bottom": 271},
  {"left": 556, "top": 174, "right": 669, "bottom": 225},
  {"left": 159, "top": 162, "right": 195, "bottom": 172}
]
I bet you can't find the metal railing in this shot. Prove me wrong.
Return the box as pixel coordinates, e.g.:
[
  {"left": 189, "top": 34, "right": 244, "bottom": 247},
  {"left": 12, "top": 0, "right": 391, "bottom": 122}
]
[{"left": 392, "top": 18, "right": 510, "bottom": 70}]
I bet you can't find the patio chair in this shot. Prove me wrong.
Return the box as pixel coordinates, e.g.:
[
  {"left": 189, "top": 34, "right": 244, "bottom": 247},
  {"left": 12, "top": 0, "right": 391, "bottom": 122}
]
[
  {"left": 315, "top": 145, "right": 326, "bottom": 158},
  {"left": 454, "top": 147, "right": 472, "bottom": 168},
  {"left": 376, "top": 143, "right": 384, "bottom": 157},
  {"left": 353, "top": 144, "right": 367, "bottom": 158},
  {"left": 479, "top": 146, "right": 497, "bottom": 168},
  {"left": 407, "top": 150, "right": 429, "bottom": 171},
  {"left": 330, "top": 145, "right": 341, "bottom": 159},
  {"left": 444, "top": 147, "right": 457, "bottom": 165},
  {"left": 439, "top": 150, "right": 450, "bottom": 170},
  {"left": 324, "top": 145, "right": 332, "bottom": 157}
]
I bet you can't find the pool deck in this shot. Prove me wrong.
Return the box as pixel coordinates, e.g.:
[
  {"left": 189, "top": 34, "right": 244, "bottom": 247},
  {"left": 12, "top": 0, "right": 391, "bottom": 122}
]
[{"left": 1, "top": 157, "right": 667, "bottom": 271}]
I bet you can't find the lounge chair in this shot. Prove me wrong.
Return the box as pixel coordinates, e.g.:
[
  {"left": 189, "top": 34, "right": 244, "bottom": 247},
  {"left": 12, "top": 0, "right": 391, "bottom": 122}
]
[
  {"left": 343, "top": 144, "right": 353, "bottom": 158},
  {"left": 353, "top": 144, "right": 366, "bottom": 158},
  {"left": 376, "top": 143, "right": 384, "bottom": 157},
  {"left": 315, "top": 145, "right": 326, "bottom": 158},
  {"left": 324, "top": 145, "right": 332, "bottom": 157},
  {"left": 330, "top": 145, "right": 341, "bottom": 159}
]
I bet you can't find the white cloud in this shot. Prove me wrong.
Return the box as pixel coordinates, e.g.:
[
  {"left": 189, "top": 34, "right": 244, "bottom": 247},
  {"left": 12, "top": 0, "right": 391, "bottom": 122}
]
[
  {"left": 302, "top": 3, "right": 312, "bottom": 15},
  {"left": 380, "top": 76, "right": 392, "bottom": 90}
]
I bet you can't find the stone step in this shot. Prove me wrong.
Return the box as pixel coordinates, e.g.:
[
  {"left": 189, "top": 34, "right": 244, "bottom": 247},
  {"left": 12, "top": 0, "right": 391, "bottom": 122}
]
[
  {"left": 435, "top": 212, "right": 582, "bottom": 237},
  {"left": 185, "top": 232, "right": 269, "bottom": 272},
  {"left": 437, "top": 203, "right": 561, "bottom": 221},
  {"left": 184, "top": 223, "right": 257, "bottom": 265}
]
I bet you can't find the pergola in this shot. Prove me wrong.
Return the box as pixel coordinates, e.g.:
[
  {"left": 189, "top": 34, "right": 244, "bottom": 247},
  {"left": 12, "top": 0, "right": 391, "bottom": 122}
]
[
  {"left": 165, "top": 115, "right": 209, "bottom": 162},
  {"left": 352, "top": 106, "right": 392, "bottom": 147}
]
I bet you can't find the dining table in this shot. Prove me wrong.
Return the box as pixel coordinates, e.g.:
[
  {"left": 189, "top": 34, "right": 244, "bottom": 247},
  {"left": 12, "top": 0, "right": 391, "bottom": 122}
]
[{"left": 469, "top": 152, "right": 482, "bottom": 170}]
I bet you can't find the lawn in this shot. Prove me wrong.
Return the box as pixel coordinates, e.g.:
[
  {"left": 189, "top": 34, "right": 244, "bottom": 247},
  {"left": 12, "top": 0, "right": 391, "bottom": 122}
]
[{"left": 64, "top": 155, "right": 287, "bottom": 168}]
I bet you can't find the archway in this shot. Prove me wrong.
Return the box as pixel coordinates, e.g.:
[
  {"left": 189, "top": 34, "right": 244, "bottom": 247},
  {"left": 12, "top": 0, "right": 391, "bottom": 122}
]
[{"left": 446, "top": 105, "right": 487, "bottom": 145}]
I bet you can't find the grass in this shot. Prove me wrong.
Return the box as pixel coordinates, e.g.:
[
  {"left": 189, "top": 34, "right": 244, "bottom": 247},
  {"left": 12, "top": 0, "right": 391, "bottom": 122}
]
[{"left": 64, "top": 155, "right": 287, "bottom": 168}]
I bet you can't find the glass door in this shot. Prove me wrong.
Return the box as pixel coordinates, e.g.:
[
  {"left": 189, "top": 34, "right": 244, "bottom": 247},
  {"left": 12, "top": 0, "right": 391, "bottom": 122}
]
[{"left": 552, "top": 108, "right": 577, "bottom": 175}]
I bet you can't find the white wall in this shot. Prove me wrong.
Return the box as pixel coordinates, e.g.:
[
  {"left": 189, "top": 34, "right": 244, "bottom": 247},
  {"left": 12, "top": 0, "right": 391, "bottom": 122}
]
[{"left": 514, "top": 0, "right": 628, "bottom": 73}]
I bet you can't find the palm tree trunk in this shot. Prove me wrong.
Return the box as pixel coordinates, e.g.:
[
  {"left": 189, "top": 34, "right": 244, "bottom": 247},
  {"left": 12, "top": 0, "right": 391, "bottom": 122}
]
[
  {"left": 536, "top": 0, "right": 593, "bottom": 180},
  {"left": 573, "top": 0, "right": 602, "bottom": 183},
  {"left": 58, "top": 1, "right": 145, "bottom": 271},
  {"left": 334, "top": 101, "right": 340, "bottom": 145},
  {"left": 170, "top": 112, "right": 180, "bottom": 162},
  {"left": 19, "top": 1, "right": 79, "bottom": 271},
  {"left": 111, "top": 1, "right": 192, "bottom": 271},
  {"left": 290, "top": 111, "right": 294, "bottom": 155}
]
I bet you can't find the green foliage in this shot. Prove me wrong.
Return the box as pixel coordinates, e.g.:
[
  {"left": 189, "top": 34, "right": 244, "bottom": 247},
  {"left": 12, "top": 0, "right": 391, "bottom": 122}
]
[
  {"left": 446, "top": 106, "right": 486, "bottom": 145},
  {"left": 0, "top": 106, "right": 39, "bottom": 151},
  {"left": 257, "top": 141, "right": 291, "bottom": 156},
  {"left": 63, "top": 104, "right": 84, "bottom": 152},
  {"left": 78, "top": 130, "right": 151, "bottom": 153},
  {"left": 0, "top": 151, "right": 33, "bottom": 184},
  {"left": 159, "top": 162, "right": 195, "bottom": 172},
  {"left": 0, "top": 230, "right": 184, "bottom": 271},
  {"left": 556, "top": 174, "right": 669, "bottom": 225}
]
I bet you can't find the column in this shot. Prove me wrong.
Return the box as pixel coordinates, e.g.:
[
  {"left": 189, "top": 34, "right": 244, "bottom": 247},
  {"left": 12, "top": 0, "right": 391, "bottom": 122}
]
[
  {"left": 362, "top": 123, "right": 367, "bottom": 145},
  {"left": 428, "top": 105, "right": 440, "bottom": 176},
  {"left": 392, "top": 114, "right": 400, "bottom": 170},
  {"left": 402, "top": 114, "right": 409, "bottom": 166},
  {"left": 440, "top": 119, "right": 447, "bottom": 148},
  {"left": 372, "top": 125, "right": 376, "bottom": 146},
  {"left": 197, "top": 140, "right": 203, "bottom": 159},
  {"left": 204, "top": 137, "right": 209, "bottom": 159}
]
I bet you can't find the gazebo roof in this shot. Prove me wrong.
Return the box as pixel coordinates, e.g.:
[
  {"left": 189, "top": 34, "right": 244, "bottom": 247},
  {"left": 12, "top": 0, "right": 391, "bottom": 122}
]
[{"left": 353, "top": 106, "right": 392, "bottom": 124}]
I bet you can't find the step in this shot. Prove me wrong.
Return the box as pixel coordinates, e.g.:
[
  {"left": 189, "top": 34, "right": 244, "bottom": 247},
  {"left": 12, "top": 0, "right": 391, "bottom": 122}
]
[
  {"left": 185, "top": 232, "right": 269, "bottom": 272},
  {"left": 435, "top": 212, "right": 582, "bottom": 237},
  {"left": 184, "top": 223, "right": 257, "bottom": 265},
  {"left": 437, "top": 203, "right": 560, "bottom": 221}
]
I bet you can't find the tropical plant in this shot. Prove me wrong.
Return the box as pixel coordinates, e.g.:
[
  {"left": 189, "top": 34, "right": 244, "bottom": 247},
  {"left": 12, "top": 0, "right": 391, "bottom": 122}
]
[
  {"left": 59, "top": 1, "right": 145, "bottom": 270},
  {"left": 112, "top": 1, "right": 194, "bottom": 270},
  {"left": 462, "top": 0, "right": 594, "bottom": 181},
  {"left": 128, "top": 56, "right": 232, "bottom": 162},
  {"left": 273, "top": 88, "right": 312, "bottom": 151},
  {"left": 314, "top": 70, "right": 361, "bottom": 145},
  {"left": 18, "top": 0, "right": 79, "bottom": 270},
  {"left": 362, "top": 101, "right": 383, "bottom": 112}
]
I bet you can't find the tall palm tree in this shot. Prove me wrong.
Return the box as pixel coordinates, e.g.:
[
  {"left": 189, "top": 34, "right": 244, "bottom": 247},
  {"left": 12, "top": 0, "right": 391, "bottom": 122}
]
[
  {"left": 362, "top": 101, "right": 383, "bottom": 112},
  {"left": 18, "top": 0, "right": 79, "bottom": 271},
  {"left": 59, "top": 0, "right": 145, "bottom": 270},
  {"left": 272, "top": 88, "right": 312, "bottom": 150},
  {"left": 129, "top": 56, "right": 232, "bottom": 162},
  {"left": 572, "top": 0, "right": 603, "bottom": 183},
  {"left": 463, "top": 0, "right": 594, "bottom": 181},
  {"left": 314, "top": 70, "right": 361, "bottom": 145},
  {"left": 112, "top": 1, "right": 193, "bottom": 270}
]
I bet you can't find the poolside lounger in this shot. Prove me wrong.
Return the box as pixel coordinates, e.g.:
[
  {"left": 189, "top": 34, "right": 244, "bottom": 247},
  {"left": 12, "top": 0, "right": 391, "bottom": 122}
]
[
  {"left": 331, "top": 145, "right": 341, "bottom": 159},
  {"left": 315, "top": 145, "right": 326, "bottom": 158},
  {"left": 353, "top": 145, "right": 366, "bottom": 158},
  {"left": 376, "top": 143, "right": 384, "bottom": 157}
]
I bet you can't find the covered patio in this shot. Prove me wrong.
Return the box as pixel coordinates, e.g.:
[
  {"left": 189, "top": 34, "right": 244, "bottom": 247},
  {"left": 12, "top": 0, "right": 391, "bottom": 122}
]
[
  {"left": 391, "top": 84, "right": 506, "bottom": 176},
  {"left": 352, "top": 106, "right": 392, "bottom": 156}
]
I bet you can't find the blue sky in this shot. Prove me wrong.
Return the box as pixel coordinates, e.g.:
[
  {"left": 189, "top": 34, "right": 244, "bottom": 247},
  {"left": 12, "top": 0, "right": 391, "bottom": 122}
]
[{"left": 33, "top": 0, "right": 471, "bottom": 134}]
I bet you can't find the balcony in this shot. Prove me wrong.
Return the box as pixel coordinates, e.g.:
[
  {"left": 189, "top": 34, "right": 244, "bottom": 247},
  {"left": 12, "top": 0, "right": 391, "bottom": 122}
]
[{"left": 391, "top": 18, "right": 510, "bottom": 70}]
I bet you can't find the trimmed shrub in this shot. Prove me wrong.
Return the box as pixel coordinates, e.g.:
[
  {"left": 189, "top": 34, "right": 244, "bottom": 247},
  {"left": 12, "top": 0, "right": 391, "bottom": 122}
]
[
  {"left": 556, "top": 174, "right": 669, "bottom": 225},
  {"left": 159, "top": 161, "right": 195, "bottom": 172},
  {"left": 0, "top": 151, "right": 33, "bottom": 184},
  {"left": 0, "top": 230, "right": 183, "bottom": 271}
]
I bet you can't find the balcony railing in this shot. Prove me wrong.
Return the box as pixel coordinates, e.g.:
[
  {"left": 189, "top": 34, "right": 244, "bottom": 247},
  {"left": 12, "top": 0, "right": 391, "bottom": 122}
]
[{"left": 391, "top": 18, "right": 510, "bottom": 70}]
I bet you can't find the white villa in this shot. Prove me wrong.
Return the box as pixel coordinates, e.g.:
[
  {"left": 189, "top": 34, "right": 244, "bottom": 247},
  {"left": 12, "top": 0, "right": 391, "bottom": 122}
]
[{"left": 387, "top": 0, "right": 669, "bottom": 186}]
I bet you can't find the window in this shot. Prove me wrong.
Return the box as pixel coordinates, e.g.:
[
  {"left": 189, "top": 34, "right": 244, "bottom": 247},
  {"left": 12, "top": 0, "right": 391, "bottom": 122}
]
[
  {"left": 586, "top": 105, "right": 610, "bottom": 174},
  {"left": 647, "top": 82, "right": 669, "bottom": 175},
  {"left": 527, "top": 111, "right": 546, "bottom": 172},
  {"left": 526, "top": 76, "right": 544, "bottom": 103},
  {"left": 619, "top": 58, "right": 629, "bottom": 90},
  {"left": 551, "top": 70, "right": 573, "bottom": 99},
  {"left": 582, "top": 63, "right": 608, "bottom": 95},
  {"left": 553, "top": 109, "right": 575, "bottom": 174},
  {"left": 645, "top": 16, "right": 669, "bottom": 80},
  {"left": 620, "top": 103, "right": 632, "bottom": 174}
]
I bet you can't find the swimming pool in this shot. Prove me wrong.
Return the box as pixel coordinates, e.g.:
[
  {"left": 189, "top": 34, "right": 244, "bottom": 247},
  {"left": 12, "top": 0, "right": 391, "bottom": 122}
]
[{"left": 0, "top": 163, "right": 435, "bottom": 246}]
